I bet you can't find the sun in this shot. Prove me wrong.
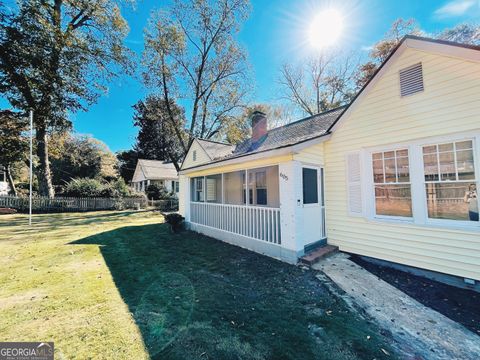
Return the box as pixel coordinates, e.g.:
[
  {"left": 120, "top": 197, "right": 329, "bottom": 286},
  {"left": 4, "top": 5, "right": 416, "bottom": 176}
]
[{"left": 308, "top": 9, "right": 344, "bottom": 49}]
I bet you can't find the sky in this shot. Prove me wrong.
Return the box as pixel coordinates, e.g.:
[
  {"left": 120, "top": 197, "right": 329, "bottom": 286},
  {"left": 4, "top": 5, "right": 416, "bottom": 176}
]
[{"left": 5, "top": 0, "right": 480, "bottom": 152}]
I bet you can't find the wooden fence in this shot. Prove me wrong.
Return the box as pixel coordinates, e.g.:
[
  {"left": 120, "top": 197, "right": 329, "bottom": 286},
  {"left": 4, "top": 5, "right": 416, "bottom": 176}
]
[{"left": 0, "top": 196, "right": 148, "bottom": 213}]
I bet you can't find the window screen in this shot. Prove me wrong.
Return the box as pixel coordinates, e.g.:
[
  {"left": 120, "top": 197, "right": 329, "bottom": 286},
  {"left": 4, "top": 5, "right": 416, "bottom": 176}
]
[{"left": 303, "top": 168, "right": 318, "bottom": 204}]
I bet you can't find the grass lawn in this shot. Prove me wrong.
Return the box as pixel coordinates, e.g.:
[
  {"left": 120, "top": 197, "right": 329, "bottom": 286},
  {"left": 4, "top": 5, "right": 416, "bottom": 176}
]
[{"left": 0, "top": 211, "right": 396, "bottom": 359}]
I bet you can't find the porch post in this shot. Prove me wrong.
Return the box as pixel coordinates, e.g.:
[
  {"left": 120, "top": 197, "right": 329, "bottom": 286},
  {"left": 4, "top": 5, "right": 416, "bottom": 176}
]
[
  {"left": 278, "top": 160, "right": 304, "bottom": 262},
  {"left": 179, "top": 175, "right": 190, "bottom": 221}
]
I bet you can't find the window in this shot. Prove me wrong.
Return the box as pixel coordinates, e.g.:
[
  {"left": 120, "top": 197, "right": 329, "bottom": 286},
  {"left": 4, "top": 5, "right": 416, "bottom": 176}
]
[
  {"left": 303, "top": 168, "right": 318, "bottom": 204},
  {"left": 423, "top": 140, "right": 478, "bottom": 222},
  {"left": 192, "top": 150, "right": 197, "bottom": 162},
  {"left": 372, "top": 149, "right": 412, "bottom": 217},
  {"left": 191, "top": 177, "right": 204, "bottom": 202},
  {"left": 175, "top": 181, "right": 180, "bottom": 193},
  {"left": 399, "top": 63, "right": 424, "bottom": 97},
  {"left": 255, "top": 171, "right": 267, "bottom": 205}
]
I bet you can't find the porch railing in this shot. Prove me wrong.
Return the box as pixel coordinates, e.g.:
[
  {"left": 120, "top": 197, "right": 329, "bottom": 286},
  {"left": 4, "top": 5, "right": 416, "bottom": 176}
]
[{"left": 190, "top": 202, "right": 281, "bottom": 245}]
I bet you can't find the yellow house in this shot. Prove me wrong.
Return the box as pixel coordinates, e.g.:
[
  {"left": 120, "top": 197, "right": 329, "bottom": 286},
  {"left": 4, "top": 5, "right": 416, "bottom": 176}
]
[{"left": 179, "top": 36, "right": 480, "bottom": 285}]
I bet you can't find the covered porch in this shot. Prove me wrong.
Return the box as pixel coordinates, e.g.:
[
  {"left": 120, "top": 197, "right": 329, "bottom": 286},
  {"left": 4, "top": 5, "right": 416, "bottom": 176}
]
[{"left": 180, "top": 160, "right": 327, "bottom": 263}]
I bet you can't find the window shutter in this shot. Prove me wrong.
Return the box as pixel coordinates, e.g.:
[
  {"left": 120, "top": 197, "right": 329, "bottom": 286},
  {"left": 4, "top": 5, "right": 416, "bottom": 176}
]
[
  {"left": 399, "top": 63, "right": 424, "bottom": 97},
  {"left": 346, "top": 152, "right": 363, "bottom": 216}
]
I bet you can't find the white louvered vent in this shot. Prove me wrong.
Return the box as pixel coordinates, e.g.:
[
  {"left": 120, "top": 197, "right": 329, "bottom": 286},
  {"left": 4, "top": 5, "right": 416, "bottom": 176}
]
[
  {"left": 399, "top": 63, "right": 424, "bottom": 97},
  {"left": 346, "top": 152, "right": 363, "bottom": 216}
]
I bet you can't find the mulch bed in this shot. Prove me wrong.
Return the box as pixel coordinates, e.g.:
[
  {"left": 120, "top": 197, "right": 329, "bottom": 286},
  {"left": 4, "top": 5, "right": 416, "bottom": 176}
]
[{"left": 350, "top": 255, "right": 480, "bottom": 336}]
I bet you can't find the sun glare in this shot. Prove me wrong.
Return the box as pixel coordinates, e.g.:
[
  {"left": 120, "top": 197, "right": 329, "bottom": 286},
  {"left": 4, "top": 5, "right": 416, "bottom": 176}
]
[{"left": 308, "top": 9, "right": 344, "bottom": 49}]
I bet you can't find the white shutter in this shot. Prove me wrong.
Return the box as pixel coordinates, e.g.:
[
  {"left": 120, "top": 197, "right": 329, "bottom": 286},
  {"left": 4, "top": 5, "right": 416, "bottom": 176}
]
[{"left": 346, "top": 152, "right": 363, "bottom": 216}]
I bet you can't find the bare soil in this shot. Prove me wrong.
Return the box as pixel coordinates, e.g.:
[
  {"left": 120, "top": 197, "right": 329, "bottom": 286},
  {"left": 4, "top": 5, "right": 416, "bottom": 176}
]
[{"left": 351, "top": 255, "right": 480, "bottom": 335}]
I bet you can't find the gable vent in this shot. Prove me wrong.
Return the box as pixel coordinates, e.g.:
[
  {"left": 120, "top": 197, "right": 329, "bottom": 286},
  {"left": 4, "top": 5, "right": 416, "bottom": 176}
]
[{"left": 399, "top": 63, "right": 424, "bottom": 97}]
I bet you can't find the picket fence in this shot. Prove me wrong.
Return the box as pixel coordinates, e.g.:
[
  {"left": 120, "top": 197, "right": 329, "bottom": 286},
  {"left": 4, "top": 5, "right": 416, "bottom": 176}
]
[{"left": 0, "top": 196, "right": 148, "bottom": 213}]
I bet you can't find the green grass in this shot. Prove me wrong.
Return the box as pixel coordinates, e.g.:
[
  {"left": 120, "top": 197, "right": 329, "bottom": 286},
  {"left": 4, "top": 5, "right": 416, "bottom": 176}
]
[{"left": 0, "top": 211, "right": 396, "bottom": 359}]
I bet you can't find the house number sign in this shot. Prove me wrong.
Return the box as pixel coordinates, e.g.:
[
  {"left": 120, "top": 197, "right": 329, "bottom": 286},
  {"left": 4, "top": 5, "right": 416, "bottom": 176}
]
[{"left": 280, "top": 173, "right": 288, "bottom": 181}]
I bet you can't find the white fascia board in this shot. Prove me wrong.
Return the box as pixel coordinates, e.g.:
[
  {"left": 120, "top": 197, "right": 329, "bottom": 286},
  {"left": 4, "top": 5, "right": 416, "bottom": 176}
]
[{"left": 405, "top": 38, "right": 480, "bottom": 63}]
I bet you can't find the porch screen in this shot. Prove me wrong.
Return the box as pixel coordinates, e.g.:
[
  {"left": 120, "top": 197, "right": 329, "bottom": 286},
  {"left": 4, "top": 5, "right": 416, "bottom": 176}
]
[
  {"left": 206, "top": 174, "right": 222, "bottom": 203},
  {"left": 224, "top": 171, "right": 245, "bottom": 205},
  {"left": 191, "top": 177, "right": 204, "bottom": 202}
]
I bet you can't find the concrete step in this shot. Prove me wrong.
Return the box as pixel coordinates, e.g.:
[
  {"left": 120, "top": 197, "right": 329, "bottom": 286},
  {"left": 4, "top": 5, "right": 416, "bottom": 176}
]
[{"left": 300, "top": 245, "right": 339, "bottom": 266}]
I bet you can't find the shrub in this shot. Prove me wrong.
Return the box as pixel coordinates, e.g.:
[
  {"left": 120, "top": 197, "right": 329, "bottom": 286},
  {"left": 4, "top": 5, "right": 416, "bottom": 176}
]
[
  {"left": 164, "top": 213, "right": 184, "bottom": 233},
  {"left": 146, "top": 183, "right": 172, "bottom": 200},
  {"left": 63, "top": 178, "right": 104, "bottom": 197}
]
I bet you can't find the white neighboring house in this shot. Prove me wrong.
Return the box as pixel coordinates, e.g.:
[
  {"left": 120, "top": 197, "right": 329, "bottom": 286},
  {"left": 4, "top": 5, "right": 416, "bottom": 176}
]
[
  {"left": 0, "top": 166, "right": 9, "bottom": 195},
  {"left": 131, "top": 159, "right": 180, "bottom": 195}
]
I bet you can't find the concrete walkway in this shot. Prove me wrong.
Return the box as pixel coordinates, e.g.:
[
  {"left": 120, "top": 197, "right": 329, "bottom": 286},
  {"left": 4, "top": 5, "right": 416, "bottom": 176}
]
[{"left": 313, "top": 253, "right": 480, "bottom": 360}]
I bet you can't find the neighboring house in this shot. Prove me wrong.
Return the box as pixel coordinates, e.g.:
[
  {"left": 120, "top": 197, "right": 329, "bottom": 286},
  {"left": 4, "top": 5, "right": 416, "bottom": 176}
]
[
  {"left": 0, "top": 166, "right": 9, "bottom": 195},
  {"left": 179, "top": 36, "right": 480, "bottom": 285},
  {"left": 131, "top": 159, "right": 180, "bottom": 194}
]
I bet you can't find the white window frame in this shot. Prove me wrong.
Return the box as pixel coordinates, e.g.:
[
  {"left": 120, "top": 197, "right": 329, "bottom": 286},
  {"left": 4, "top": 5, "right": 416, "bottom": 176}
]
[
  {"left": 370, "top": 148, "right": 413, "bottom": 221},
  {"left": 363, "top": 131, "right": 480, "bottom": 231}
]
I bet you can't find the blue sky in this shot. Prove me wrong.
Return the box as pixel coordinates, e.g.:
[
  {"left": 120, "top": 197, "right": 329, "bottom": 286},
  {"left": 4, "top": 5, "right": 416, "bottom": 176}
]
[{"left": 5, "top": 0, "right": 480, "bottom": 152}]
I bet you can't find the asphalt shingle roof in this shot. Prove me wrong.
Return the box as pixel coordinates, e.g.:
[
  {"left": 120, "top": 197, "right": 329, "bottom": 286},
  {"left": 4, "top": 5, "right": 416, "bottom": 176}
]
[
  {"left": 190, "top": 106, "right": 345, "bottom": 167},
  {"left": 196, "top": 139, "right": 235, "bottom": 160},
  {"left": 137, "top": 159, "right": 178, "bottom": 180}
]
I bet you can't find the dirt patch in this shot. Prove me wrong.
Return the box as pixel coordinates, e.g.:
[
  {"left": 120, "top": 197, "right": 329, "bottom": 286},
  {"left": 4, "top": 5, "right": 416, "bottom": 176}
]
[{"left": 351, "top": 255, "right": 480, "bottom": 336}]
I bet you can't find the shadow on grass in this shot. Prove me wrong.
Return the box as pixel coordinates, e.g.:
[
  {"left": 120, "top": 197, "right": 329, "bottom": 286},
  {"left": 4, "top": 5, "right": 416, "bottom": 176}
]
[{"left": 71, "top": 223, "right": 395, "bottom": 360}]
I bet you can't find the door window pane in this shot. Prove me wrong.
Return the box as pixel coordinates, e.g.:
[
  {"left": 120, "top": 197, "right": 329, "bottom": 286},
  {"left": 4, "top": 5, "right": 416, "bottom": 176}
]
[{"left": 303, "top": 168, "right": 318, "bottom": 204}]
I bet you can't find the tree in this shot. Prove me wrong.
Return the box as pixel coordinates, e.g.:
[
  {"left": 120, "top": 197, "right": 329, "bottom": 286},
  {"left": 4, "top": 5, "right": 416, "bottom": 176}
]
[
  {"left": 436, "top": 24, "right": 480, "bottom": 44},
  {"left": 355, "top": 19, "right": 480, "bottom": 88},
  {"left": 0, "top": 110, "right": 28, "bottom": 196},
  {"left": 142, "top": 0, "right": 251, "bottom": 156},
  {"left": 132, "top": 95, "right": 186, "bottom": 170},
  {"left": 279, "top": 52, "right": 357, "bottom": 116},
  {"left": 116, "top": 149, "right": 139, "bottom": 183},
  {"left": 0, "top": 0, "right": 132, "bottom": 197},
  {"left": 49, "top": 133, "right": 118, "bottom": 185}
]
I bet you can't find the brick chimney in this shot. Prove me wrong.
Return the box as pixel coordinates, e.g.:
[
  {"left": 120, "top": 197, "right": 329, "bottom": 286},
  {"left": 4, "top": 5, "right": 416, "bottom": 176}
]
[{"left": 251, "top": 111, "right": 267, "bottom": 142}]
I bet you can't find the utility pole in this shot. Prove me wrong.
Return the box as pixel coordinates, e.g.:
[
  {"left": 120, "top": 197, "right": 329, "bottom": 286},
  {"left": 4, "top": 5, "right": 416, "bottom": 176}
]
[{"left": 29, "top": 110, "right": 33, "bottom": 226}]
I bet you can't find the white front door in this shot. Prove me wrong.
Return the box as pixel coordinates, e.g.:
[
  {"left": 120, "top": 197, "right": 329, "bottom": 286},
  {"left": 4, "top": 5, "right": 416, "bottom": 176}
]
[{"left": 301, "top": 166, "right": 326, "bottom": 246}]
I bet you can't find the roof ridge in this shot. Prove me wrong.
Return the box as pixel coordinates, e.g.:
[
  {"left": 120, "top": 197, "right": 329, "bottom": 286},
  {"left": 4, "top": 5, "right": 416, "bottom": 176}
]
[
  {"left": 267, "top": 105, "right": 347, "bottom": 133},
  {"left": 196, "top": 138, "right": 234, "bottom": 146}
]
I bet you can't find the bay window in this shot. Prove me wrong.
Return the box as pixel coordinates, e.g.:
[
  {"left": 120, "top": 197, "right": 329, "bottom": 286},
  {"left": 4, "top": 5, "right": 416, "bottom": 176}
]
[
  {"left": 423, "top": 140, "right": 478, "bottom": 222},
  {"left": 372, "top": 149, "right": 412, "bottom": 217}
]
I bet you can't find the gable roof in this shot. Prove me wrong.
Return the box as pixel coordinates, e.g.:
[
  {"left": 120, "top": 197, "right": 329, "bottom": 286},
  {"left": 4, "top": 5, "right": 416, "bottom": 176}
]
[
  {"left": 181, "top": 35, "right": 480, "bottom": 172},
  {"left": 134, "top": 159, "right": 178, "bottom": 180},
  {"left": 196, "top": 139, "right": 235, "bottom": 160},
  {"left": 328, "top": 35, "right": 480, "bottom": 133}
]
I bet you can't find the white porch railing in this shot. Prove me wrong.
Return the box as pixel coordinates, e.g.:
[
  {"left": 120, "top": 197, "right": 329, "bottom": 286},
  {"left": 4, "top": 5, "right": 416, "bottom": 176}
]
[{"left": 190, "top": 202, "right": 281, "bottom": 245}]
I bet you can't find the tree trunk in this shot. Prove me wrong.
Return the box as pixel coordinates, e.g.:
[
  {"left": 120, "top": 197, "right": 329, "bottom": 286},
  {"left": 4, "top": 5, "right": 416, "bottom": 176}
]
[
  {"left": 5, "top": 165, "right": 17, "bottom": 197},
  {"left": 35, "top": 125, "right": 55, "bottom": 198}
]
